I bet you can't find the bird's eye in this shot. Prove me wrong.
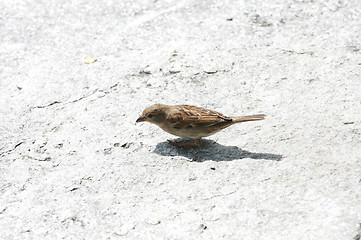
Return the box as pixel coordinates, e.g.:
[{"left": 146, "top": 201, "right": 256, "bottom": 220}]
[{"left": 148, "top": 114, "right": 153, "bottom": 118}]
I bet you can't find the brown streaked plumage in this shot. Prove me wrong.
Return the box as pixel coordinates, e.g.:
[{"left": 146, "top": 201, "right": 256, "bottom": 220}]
[{"left": 136, "top": 104, "right": 266, "bottom": 148}]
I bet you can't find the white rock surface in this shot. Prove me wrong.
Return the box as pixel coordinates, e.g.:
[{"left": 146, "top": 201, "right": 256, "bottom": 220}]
[{"left": 1, "top": 0, "right": 360, "bottom": 239}]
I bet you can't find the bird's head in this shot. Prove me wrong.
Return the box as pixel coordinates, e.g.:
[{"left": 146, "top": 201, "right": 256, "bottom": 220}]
[{"left": 136, "top": 104, "right": 168, "bottom": 125}]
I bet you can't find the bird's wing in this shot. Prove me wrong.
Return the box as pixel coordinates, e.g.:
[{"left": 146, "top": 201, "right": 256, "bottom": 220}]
[{"left": 167, "top": 105, "right": 232, "bottom": 129}]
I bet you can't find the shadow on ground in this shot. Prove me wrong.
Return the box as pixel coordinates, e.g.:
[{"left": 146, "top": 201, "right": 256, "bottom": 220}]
[{"left": 153, "top": 139, "right": 282, "bottom": 162}]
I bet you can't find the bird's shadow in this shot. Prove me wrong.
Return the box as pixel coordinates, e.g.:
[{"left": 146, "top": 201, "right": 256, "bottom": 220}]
[{"left": 153, "top": 139, "right": 282, "bottom": 162}]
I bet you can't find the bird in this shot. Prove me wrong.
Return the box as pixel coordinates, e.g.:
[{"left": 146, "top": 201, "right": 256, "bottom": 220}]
[{"left": 136, "top": 104, "right": 266, "bottom": 148}]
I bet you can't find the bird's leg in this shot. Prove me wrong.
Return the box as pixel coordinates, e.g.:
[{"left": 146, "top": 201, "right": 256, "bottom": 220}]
[{"left": 168, "top": 138, "right": 202, "bottom": 148}]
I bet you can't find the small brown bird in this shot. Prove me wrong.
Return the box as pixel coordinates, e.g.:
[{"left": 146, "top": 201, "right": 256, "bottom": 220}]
[{"left": 136, "top": 104, "right": 266, "bottom": 148}]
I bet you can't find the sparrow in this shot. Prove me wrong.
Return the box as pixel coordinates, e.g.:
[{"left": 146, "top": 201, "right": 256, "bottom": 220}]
[{"left": 136, "top": 104, "right": 266, "bottom": 148}]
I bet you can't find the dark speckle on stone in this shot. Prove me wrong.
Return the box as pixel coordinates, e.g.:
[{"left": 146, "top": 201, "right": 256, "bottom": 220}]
[
  {"left": 121, "top": 143, "right": 131, "bottom": 148},
  {"left": 103, "top": 148, "right": 113, "bottom": 155}
]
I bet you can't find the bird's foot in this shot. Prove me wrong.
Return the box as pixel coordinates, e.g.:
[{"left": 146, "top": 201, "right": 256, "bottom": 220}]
[{"left": 167, "top": 139, "right": 202, "bottom": 148}]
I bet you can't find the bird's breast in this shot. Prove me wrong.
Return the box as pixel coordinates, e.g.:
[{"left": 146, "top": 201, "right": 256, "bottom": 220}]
[{"left": 157, "top": 122, "right": 221, "bottom": 138}]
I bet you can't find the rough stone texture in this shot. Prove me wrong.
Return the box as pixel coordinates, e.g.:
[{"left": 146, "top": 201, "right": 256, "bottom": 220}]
[{"left": 1, "top": 0, "right": 360, "bottom": 239}]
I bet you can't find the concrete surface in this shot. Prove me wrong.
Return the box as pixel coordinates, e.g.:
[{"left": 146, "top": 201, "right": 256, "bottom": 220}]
[{"left": 1, "top": 0, "right": 360, "bottom": 239}]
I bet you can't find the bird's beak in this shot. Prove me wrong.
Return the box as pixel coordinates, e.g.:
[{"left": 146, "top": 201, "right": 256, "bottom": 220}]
[{"left": 136, "top": 116, "right": 146, "bottom": 123}]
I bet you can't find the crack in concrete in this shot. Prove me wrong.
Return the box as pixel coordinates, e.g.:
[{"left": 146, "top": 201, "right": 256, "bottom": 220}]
[
  {"left": 30, "top": 83, "right": 123, "bottom": 111},
  {"left": 67, "top": 88, "right": 99, "bottom": 104},
  {"left": 0, "top": 142, "right": 24, "bottom": 157},
  {"left": 25, "top": 155, "right": 52, "bottom": 162},
  {"left": 354, "top": 223, "right": 361, "bottom": 240},
  {"left": 30, "top": 89, "right": 100, "bottom": 110},
  {"left": 202, "top": 190, "right": 238, "bottom": 200},
  {"left": 33, "top": 101, "right": 62, "bottom": 109},
  {"left": 0, "top": 207, "right": 7, "bottom": 214}
]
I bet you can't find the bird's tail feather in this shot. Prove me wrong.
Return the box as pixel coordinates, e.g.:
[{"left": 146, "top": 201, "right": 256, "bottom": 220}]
[{"left": 232, "top": 114, "right": 266, "bottom": 123}]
